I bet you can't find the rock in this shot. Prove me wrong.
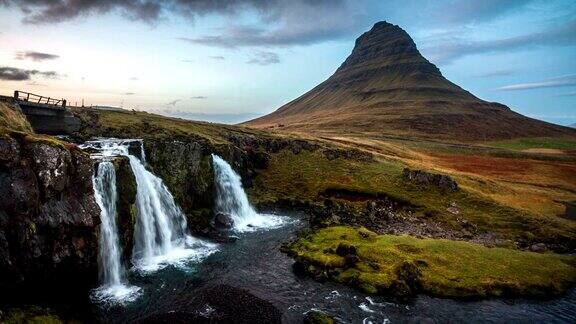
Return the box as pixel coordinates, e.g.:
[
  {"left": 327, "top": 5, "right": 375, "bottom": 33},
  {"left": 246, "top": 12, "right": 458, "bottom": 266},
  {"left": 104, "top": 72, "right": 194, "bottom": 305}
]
[
  {"left": 304, "top": 310, "right": 335, "bottom": 324},
  {"left": 564, "top": 201, "right": 576, "bottom": 221},
  {"left": 344, "top": 254, "right": 360, "bottom": 266},
  {"left": 336, "top": 243, "right": 357, "bottom": 256},
  {"left": 0, "top": 133, "right": 99, "bottom": 294},
  {"left": 403, "top": 168, "right": 458, "bottom": 192},
  {"left": 136, "top": 284, "right": 282, "bottom": 324},
  {"left": 214, "top": 212, "right": 234, "bottom": 229},
  {"left": 529, "top": 243, "right": 547, "bottom": 253}
]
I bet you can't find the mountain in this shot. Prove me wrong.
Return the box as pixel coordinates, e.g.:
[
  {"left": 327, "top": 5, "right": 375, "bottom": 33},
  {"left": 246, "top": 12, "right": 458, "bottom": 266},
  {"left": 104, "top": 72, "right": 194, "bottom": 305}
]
[
  {"left": 244, "top": 21, "right": 576, "bottom": 141},
  {"left": 570, "top": 123, "right": 576, "bottom": 129}
]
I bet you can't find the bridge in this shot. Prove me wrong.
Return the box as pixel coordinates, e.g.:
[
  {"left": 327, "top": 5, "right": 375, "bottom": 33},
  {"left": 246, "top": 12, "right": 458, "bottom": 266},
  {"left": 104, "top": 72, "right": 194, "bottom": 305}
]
[{"left": 13, "top": 90, "right": 81, "bottom": 134}]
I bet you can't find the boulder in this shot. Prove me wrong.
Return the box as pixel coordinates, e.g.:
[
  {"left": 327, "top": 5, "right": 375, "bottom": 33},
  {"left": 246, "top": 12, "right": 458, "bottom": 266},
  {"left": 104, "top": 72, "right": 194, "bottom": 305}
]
[{"left": 214, "top": 212, "right": 234, "bottom": 229}]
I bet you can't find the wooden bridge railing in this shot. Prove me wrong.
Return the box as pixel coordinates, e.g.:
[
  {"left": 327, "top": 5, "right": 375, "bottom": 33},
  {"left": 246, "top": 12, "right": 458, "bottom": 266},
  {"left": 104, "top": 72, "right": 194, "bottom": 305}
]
[{"left": 14, "top": 90, "right": 67, "bottom": 107}]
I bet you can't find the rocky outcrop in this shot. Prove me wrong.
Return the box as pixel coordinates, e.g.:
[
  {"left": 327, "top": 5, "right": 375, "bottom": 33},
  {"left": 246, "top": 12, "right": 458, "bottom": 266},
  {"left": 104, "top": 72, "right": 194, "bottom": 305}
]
[
  {"left": 0, "top": 132, "right": 100, "bottom": 294},
  {"left": 402, "top": 168, "right": 458, "bottom": 192},
  {"left": 112, "top": 156, "right": 137, "bottom": 263}
]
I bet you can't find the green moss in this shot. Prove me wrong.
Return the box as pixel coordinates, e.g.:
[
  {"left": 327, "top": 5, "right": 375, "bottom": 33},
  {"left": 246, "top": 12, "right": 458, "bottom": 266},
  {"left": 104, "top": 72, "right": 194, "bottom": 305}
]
[
  {"left": 303, "top": 310, "right": 335, "bottom": 324},
  {"left": 0, "top": 307, "right": 63, "bottom": 324},
  {"left": 290, "top": 226, "right": 576, "bottom": 298}
]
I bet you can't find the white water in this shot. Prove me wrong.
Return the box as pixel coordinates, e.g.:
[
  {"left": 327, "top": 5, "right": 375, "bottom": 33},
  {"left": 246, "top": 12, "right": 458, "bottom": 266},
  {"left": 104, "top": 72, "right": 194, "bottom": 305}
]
[
  {"left": 92, "top": 161, "right": 140, "bottom": 304},
  {"left": 84, "top": 139, "right": 217, "bottom": 275},
  {"left": 212, "top": 154, "right": 286, "bottom": 232}
]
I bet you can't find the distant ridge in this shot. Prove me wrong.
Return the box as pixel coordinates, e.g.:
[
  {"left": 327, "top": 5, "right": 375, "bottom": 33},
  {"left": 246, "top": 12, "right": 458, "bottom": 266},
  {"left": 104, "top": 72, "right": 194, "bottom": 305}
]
[{"left": 244, "top": 21, "right": 576, "bottom": 141}]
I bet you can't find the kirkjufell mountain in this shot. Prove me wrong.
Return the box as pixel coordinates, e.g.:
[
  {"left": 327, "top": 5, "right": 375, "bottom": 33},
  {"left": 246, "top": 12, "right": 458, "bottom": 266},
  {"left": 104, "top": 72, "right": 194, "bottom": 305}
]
[{"left": 245, "top": 21, "right": 576, "bottom": 141}]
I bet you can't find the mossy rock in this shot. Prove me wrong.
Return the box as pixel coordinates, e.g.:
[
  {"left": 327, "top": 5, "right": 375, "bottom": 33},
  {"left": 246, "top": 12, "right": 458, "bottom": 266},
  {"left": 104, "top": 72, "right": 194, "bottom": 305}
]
[
  {"left": 289, "top": 226, "right": 576, "bottom": 299},
  {"left": 303, "top": 310, "right": 335, "bottom": 324}
]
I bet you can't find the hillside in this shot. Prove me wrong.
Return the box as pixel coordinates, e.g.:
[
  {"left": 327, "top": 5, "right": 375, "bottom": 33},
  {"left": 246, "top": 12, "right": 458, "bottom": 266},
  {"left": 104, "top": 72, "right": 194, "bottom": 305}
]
[{"left": 244, "top": 22, "right": 576, "bottom": 141}]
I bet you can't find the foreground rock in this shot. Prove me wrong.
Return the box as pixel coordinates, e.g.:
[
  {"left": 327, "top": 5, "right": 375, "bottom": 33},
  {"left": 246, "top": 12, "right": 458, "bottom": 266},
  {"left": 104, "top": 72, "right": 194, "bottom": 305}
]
[
  {"left": 0, "top": 132, "right": 99, "bottom": 295},
  {"left": 136, "top": 284, "right": 282, "bottom": 323}
]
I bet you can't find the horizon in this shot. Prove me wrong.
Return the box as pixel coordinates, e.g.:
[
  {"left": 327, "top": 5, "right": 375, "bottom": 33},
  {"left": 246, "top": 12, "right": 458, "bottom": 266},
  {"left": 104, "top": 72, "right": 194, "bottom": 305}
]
[{"left": 1, "top": 0, "right": 575, "bottom": 126}]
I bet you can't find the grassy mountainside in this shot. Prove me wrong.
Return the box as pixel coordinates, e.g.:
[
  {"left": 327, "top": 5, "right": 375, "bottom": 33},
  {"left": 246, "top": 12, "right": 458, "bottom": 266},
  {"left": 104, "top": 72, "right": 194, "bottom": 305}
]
[{"left": 244, "top": 22, "right": 576, "bottom": 142}]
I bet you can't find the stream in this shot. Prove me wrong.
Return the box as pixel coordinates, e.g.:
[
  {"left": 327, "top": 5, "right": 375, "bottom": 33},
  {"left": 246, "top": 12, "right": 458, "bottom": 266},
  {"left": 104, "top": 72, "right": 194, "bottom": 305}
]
[{"left": 88, "top": 216, "right": 576, "bottom": 323}]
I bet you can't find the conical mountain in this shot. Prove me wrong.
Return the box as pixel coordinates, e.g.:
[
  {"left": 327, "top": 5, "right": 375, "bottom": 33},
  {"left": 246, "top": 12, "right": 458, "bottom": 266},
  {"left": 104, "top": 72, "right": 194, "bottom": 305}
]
[{"left": 244, "top": 21, "right": 575, "bottom": 141}]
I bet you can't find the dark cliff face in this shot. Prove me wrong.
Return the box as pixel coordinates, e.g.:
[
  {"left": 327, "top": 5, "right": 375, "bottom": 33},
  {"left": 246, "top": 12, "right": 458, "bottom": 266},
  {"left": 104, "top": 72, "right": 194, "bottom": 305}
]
[{"left": 0, "top": 133, "right": 100, "bottom": 294}]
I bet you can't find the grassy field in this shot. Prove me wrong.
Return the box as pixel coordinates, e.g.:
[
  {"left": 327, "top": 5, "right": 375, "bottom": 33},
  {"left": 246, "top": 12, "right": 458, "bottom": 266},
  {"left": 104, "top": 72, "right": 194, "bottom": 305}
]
[
  {"left": 487, "top": 137, "right": 576, "bottom": 151},
  {"left": 289, "top": 226, "right": 576, "bottom": 298},
  {"left": 250, "top": 149, "right": 576, "bottom": 246}
]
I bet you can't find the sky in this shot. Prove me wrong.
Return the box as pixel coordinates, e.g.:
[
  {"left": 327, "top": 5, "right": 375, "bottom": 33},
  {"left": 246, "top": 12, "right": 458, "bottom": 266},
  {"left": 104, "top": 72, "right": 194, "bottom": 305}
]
[{"left": 0, "top": 0, "right": 574, "bottom": 125}]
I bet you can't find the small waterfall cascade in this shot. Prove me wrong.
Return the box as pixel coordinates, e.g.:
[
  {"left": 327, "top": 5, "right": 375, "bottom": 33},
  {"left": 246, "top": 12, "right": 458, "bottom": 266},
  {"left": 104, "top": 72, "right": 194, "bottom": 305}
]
[
  {"left": 92, "top": 161, "right": 140, "bottom": 304},
  {"left": 83, "top": 138, "right": 217, "bottom": 276},
  {"left": 212, "top": 154, "right": 285, "bottom": 232}
]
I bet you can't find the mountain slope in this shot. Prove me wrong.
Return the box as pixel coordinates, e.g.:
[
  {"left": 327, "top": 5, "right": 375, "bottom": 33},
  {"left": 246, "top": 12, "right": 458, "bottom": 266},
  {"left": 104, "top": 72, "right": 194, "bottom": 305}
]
[{"left": 244, "top": 21, "right": 576, "bottom": 141}]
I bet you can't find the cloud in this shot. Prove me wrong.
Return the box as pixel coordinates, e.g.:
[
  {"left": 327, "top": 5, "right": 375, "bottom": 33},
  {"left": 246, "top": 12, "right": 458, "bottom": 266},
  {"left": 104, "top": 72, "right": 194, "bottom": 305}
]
[
  {"left": 496, "top": 74, "right": 576, "bottom": 91},
  {"left": 166, "top": 99, "right": 181, "bottom": 107},
  {"left": 476, "top": 69, "right": 515, "bottom": 78},
  {"left": 424, "top": 20, "right": 576, "bottom": 65},
  {"left": 130, "top": 77, "right": 139, "bottom": 81},
  {"left": 553, "top": 91, "right": 576, "bottom": 97},
  {"left": 190, "top": 96, "right": 207, "bottom": 99},
  {"left": 182, "top": 59, "right": 194, "bottom": 63},
  {"left": 124, "top": 92, "right": 135, "bottom": 95},
  {"left": 209, "top": 56, "right": 225, "bottom": 60},
  {"left": 433, "top": 0, "right": 531, "bottom": 25},
  {"left": 246, "top": 51, "right": 280, "bottom": 65},
  {"left": 0, "top": 66, "right": 61, "bottom": 81},
  {"left": 15, "top": 51, "right": 59, "bottom": 61}
]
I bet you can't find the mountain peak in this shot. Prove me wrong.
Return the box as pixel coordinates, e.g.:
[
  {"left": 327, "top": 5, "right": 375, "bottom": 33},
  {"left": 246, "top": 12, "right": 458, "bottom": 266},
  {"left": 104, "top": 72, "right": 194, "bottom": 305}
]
[{"left": 244, "top": 22, "right": 575, "bottom": 141}]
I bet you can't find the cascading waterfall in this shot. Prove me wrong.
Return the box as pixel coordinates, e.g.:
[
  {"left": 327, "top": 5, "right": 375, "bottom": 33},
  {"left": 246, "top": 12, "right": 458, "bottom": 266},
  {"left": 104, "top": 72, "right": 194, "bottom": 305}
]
[
  {"left": 84, "top": 138, "right": 217, "bottom": 277},
  {"left": 212, "top": 154, "right": 285, "bottom": 232},
  {"left": 92, "top": 161, "right": 140, "bottom": 304}
]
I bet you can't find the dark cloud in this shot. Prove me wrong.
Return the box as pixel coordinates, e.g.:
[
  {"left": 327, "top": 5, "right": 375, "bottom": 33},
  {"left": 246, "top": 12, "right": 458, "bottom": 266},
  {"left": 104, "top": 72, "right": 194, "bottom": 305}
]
[
  {"left": 246, "top": 51, "right": 279, "bottom": 65},
  {"left": 209, "top": 56, "right": 225, "bottom": 60},
  {"left": 0, "top": 66, "right": 61, "bottom": 81},
  {"left": 190, "top": 96, "right": 207, "bottom": 99},
  {"left": 424, "top": 20, "right": 576, "bottom": 65},
  {"left": 497, "top": 74, "right": 576, "bottom": 91},
  {"left": 15, "top": 50, "right": 60, "bottom": 61}
]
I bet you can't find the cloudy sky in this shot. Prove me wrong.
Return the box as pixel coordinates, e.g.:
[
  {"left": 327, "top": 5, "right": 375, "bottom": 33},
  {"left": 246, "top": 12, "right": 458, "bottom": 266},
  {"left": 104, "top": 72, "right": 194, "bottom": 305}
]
[{"left": 0, "top": 0, "right": 574, "bottom": 125}]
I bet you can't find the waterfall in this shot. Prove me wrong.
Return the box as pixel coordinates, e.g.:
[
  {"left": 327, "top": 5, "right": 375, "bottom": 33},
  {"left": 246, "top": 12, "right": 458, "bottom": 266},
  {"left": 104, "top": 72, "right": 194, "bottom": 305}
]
[
  {"left": 212, "top": 154, "right": 285, "bottom": 232},
  {"left": 92, "top": 161, "right": 140, "bottom": 304},
  {"left": 83, "top": 138, "right": 217, "bottom": 274}
]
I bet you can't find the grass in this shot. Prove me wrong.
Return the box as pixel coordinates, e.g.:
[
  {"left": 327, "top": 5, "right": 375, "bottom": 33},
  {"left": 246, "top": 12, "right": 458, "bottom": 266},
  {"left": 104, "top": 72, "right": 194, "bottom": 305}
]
[
  {"left": 487, "top": 137, "right": 576, "bottom": 151},
  {"left": 289, "top": 226, "right": 576, "bottom": 298},
  {"left": 0, "top": 101, "right": 33, "bottom": 135},
  {"left": 250, "top": 149, "right": 576, "bottom": 246},
  {"left": 72, "top": 108, "right": 275, "bottom": 145}
]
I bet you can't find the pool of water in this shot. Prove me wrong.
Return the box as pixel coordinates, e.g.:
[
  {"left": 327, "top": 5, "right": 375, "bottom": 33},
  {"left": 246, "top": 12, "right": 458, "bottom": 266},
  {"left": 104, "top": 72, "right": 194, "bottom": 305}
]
[{"left": 90, "top": 214, "right": 576, "bottom": 323}]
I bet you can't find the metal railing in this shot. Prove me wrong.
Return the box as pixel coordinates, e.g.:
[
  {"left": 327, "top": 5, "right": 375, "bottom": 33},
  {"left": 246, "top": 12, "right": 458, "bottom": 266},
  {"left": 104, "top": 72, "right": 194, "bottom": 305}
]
[{"left": 14, "top": 90, "right": 66, "bottom": 107}]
